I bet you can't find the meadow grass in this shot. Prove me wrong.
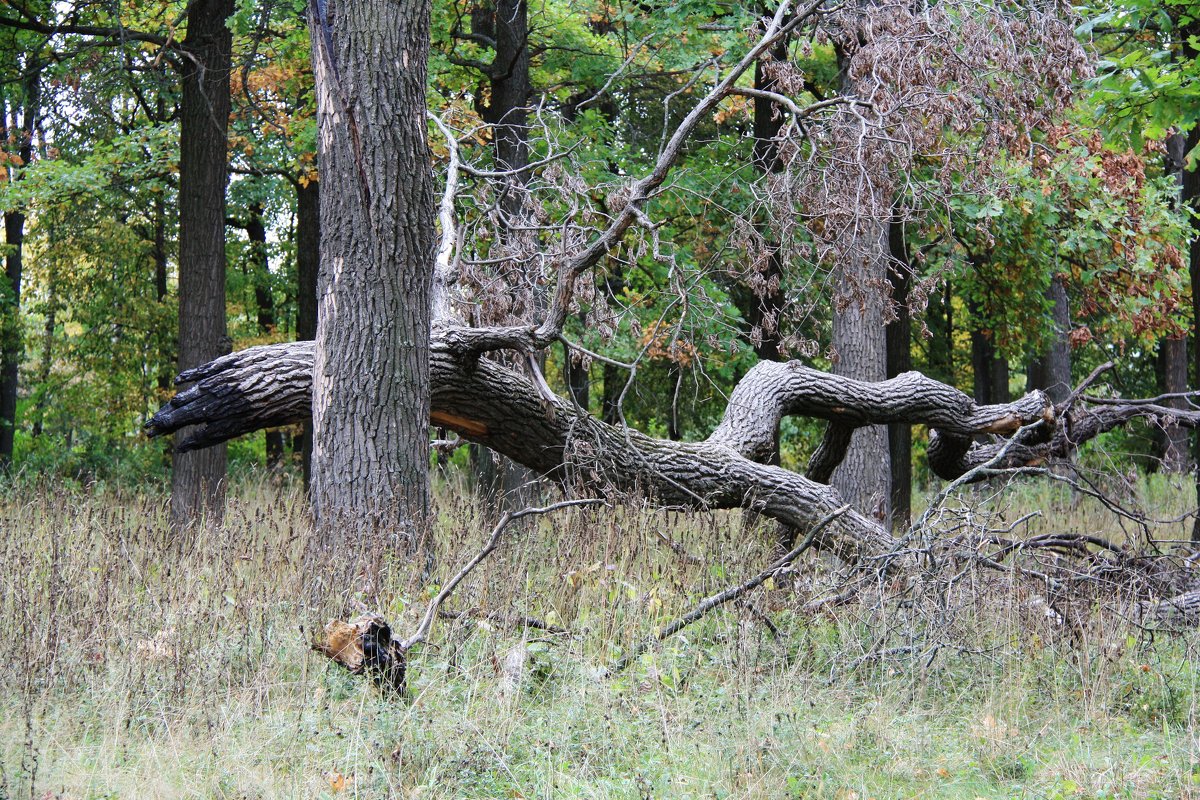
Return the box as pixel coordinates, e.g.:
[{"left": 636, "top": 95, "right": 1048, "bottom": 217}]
[{"left": 3, "top": 473, "right": 1200, "bottom": 799}]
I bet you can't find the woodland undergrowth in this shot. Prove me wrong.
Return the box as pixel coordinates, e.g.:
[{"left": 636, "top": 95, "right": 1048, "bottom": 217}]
[{"left": 3, "top": 473, "right": 1200, "bottom": 799}]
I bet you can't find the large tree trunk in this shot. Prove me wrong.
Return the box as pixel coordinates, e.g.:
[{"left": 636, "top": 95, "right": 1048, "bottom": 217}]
[
  {"left": 172, "top": 0, "right": 233, "bottom": 524},
  {"left": 295, "top": 177, "right": 319, "bottom": 489},
  {"left": 0, "top": 68, "right": 37, "bottom": 469},
  {"left": 829, "top": 50, "right": 891, "bottom": 523},
  {"left": 308, "top": 0, "right": 436, "bottom": 537},
  {"left": 830, "top": 237, "right": 891, "bottom": 522},
  {"left": 150, "top": 333, "right": 1200, "bottom": 590}
]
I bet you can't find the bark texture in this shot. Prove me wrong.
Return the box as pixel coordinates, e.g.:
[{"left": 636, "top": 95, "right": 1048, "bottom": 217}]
[
  {"left": 147, "top": 335, "right": 1104, "bottom": 578},
  {"left": 829, "top": 55, "right": 890, "bottom": 522},
  {"left": 1162, "top": 132, "right": 1192, "bottom": 474},
  {"left": 1183, "top": 116, "right": 1200, "bottom": 540},
  {"left": 172, "top": 0, "right": 233, "bottom": 523},
  {"left": 147, "top": 340, "right": 900, "bottom": 562},
  {"left": 886, "top": 223, "right": 912, "bottom": 529},
  {"left": 308, "top": 0, "right": 436, "bottom": 534},
  {"left": 830, "top": 242, "right": 891, "bottom": 521},
  {"left": 1158, "top": 335, "right": 1190, "bottom": 472}
]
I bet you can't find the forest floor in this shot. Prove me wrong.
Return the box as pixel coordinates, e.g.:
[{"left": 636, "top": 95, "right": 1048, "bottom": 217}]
[{"left": 3, "top": 473, "right": 1200, "bottom": 799}]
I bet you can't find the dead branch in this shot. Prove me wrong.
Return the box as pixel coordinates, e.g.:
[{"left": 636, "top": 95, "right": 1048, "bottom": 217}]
[
  {"left": 399, "top": 498, "right": 606, "bottom": 651},
  {"left": 607, "top": 504, "right": 850, "bottom": 674}
]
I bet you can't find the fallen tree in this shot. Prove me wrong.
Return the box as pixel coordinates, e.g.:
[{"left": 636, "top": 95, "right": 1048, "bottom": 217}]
[
  {"left": 145, "top": 338, "right": 1200, "bottom": 564},
  {"left": 147, "top": 340, "right": 1200, "bottom": 690},
  {"left": 140, "top": 0, "right": 1200, "bottom": 684}
]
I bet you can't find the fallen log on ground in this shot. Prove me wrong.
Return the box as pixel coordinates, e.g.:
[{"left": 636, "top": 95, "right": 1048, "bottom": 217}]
[{"left": 146, "top": 340, "right": 1200, "bottom": 565}]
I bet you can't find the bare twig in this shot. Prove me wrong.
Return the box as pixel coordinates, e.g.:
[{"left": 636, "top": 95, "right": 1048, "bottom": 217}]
[
  {"left": 399, "top": 498, "right": 606, "bottom": 650},
  {"left": 608, "top": 504, "right": 850, "bottom": 674},
  {"left": 436, "top": 608, "right": 568, "bottom": 635}
]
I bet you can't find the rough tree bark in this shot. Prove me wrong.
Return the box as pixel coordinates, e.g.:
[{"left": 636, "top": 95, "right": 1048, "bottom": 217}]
[
  {"left": 1185, "top": 120, "right": 1200, "bottom": 540},
  {"left": 148, "top": 341, "right": 1200, "bottom": 559},
  {"left": 1160, "top": 132, "right": 1191, "bottom": 473},
  {"left": 148, "top": 335, "right": 1102, "bottom": 574},
  {"left": 1157, "top": 335, "right": 1189, "bottom": 472},
  {"left": 0, "top": 66, "right": 37, "bottom": 469},
  {"left": 307, "top": 0, "right": 436, "bottom": 536},
  {"left": 830, "top": 50, "right": 891, "bottom": 524},
  {"left": 830, "top": 248, "right": 892, "bottom": 522},
  {"left": 172, "top": 0, "right": 234, "bottom": 523}
]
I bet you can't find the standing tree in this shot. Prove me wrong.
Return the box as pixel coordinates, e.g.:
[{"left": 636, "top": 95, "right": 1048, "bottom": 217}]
[
  {"left": 172, "top": 0, "right": 236, "bottom": 523},
  {"left": 0, "top": 44, "right": 38, "bottom": 469},
  {"left": 306, "top": 0, "right": 436, "bottom": 538}
]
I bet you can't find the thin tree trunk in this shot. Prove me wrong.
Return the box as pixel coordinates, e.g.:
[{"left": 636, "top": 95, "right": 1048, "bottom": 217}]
[
  {"left": 969, "top": 288, "right": 994, "bottom": 407},
  {"left": 0, "top": 69, "right": 37, "bottom": 469},
  {"left": 295, "top": 177, "right": 319, "bottom": 489},
  {"left": 746, "top": 38, "right": 788, "bottom": 363},
  {"left": 924, "top": 280, "right": 954, "bottom": 385},
  {"left": 990, "top": 355, "right": 1009, "bottom": 404},
  {"left": 1027, "top": 274, "right": 1071, "bottom": 404},
  {"left": 1182, "top": 120, "right": 1200, "bottom": 539},
  {"left": 30, "top": 275, "right": 54, "bottom": 438},
  {"left": 601, "top": 362, "right": 621, "bottom": 425},
  {"left": 1155, "top": 335, "right": 1190, "bottom": 472},
  {"left": 308, "top": 0, "right": 436, "bottom": 538},
  {"left": 1161, "top": 132, "right": 1191, "bottom": 473},
  {"left": 244, "top": 201, "right": 284, "bottom": 467},
  {"left": 153, "top": 187, "right": 173, "bottom": 468},
  {"left": 172, "top": 0, "right": 234, "bottom": 524},
  {"left": 886, "top": 220, "right": 911, "bottom": 530},
  {"left": 564, "top": 338, "right": 589, "bottom": 408},
  {"left": 0, "top": 208, "right": 24, "bottom": 468}
]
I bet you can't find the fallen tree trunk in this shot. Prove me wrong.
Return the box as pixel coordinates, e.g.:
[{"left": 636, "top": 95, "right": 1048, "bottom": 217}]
[
  {"left": 145, "top": 336, "right": 1142, "bottom": 564},
  {"left": 927, "top": 401, "right": 1200, "bottom": 481},
  {"left": 149, "top": 346, "right": 1200, "bottom": 553},
  {"left": 146, "top": 338, "right": 1200, "bottom": 632},
  {"left": 148, "top": 340, "right": 899, "bottom": 561}
]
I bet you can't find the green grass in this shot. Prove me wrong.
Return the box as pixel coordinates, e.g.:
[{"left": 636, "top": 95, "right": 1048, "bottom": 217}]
[{"left": 3, "top": 474, "right": 1200, "bottom": 799}]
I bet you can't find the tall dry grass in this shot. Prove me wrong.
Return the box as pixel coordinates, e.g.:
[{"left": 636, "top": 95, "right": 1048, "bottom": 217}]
[{"left": 1, "top": 472, "right": 1199, "bottom": 798}]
